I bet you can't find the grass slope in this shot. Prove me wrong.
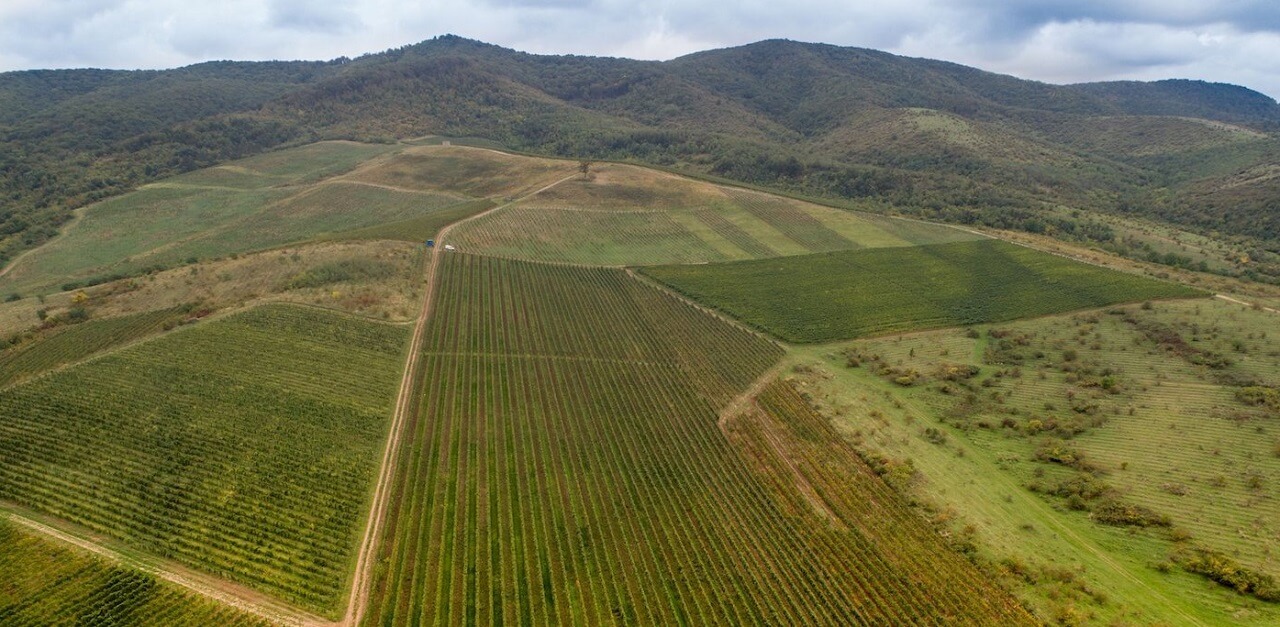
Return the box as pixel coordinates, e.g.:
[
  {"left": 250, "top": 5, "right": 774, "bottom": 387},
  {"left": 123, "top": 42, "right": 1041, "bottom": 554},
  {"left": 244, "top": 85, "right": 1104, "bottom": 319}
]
[
  {"left": 643, "top": 239, "right": 1204, "bottom": 342},
  {"left": 0, "top": 520, "right": 269, "bottom": 626},
  {"left": 0, "top": 142, "right": 412, "bottom": 295},
  {"left": 364, "top": 253, "right": 1032, "bottom": 626},
  {"left": 791, "top": 298, "right": 1280, "bottom": 623},
  {"left": 0, "top": 305, "right": 408, "bottom": 617}
]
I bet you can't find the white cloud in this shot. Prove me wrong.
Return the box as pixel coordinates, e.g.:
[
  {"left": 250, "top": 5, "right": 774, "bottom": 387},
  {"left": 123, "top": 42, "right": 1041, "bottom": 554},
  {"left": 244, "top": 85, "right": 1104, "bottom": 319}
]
[{"left": 0, "top": 1, "right": 1276, "bottom": 99}]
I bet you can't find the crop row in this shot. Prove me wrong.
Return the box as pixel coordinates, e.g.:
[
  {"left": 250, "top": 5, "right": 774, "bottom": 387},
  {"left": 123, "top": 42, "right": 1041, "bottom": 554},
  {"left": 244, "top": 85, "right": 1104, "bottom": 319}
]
[
  {"left": 723, "top": 189, "right": 856, "bottom": 251},
  {"left": 0, "top": 519, "right": 269, "bottom": 626},
  {"left": 362, "top": 253, "right": 1031, "bottom": 625},
  {"left": 643, "top": 239, "right": 1205, "bottom": 343},
  {"left": 0, "top": 307, "right": 188, "bottom": 388},
  {"left": 0, "top": 304, "right": 407, "bottom": 617}
]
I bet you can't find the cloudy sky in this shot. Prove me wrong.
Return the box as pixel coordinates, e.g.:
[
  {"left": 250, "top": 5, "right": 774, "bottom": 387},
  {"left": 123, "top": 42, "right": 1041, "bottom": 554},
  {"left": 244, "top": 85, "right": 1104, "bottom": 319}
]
[{"left": 2, "top": 0, "right": 1279, "bottom": 99}]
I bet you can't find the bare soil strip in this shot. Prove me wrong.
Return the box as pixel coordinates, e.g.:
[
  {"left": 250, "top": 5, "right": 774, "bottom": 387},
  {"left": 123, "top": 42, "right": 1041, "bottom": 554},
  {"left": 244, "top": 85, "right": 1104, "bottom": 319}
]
[{"left": 341, "top": 172, "right": 579, "bottom": 627}]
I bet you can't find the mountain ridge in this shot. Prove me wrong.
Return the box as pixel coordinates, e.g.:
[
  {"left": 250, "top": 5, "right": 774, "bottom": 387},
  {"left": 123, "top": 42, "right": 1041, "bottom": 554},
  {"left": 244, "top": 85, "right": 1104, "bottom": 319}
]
[{"left": 2, "top": 34, "right": 1278, "bottom": 284}]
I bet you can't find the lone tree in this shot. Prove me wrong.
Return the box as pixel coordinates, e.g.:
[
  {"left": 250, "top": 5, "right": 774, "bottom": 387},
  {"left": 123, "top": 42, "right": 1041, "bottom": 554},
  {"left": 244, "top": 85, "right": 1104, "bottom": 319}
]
[{"left": 579, "top": 161, "right": 592, "bottom": 176}]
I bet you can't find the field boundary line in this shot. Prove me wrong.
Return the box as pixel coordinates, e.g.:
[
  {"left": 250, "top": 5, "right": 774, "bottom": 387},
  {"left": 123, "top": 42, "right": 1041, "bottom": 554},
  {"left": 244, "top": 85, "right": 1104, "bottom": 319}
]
[
  {"left": 341, "top": 171, "right": 580, "bottom": 627},
  {"left": 2, "top": 504, "right": 321, "bottom": 626},
  {"left": 624, "top": 267, "right": 785, "bottom": 349}
]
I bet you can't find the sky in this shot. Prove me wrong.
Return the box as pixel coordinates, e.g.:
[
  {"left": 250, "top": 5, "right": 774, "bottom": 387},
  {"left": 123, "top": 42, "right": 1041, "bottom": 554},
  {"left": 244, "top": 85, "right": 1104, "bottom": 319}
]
[{"left": 2, "top": 0, "right": 1279, "bottom": 100}]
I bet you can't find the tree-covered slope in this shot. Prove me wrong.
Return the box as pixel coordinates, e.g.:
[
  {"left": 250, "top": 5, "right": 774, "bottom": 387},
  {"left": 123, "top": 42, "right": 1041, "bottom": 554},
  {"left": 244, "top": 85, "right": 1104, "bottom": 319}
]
[{"left": 2, "top": 35, "right": 1278, "bottom": 280}]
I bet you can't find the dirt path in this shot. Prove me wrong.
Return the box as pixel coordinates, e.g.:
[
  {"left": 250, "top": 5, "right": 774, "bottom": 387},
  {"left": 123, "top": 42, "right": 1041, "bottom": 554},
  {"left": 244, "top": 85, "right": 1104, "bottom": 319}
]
[
  {"left": 3, "top": 507, "right": 321, "bottom": 626},
  {"left": 326, "top": 179, "right": 464, "bottom": 197},
  {"left": 1215, "top": 293, "right": 1279, "bottom": 313},
  {"left": 341, "top": 172, "right": 580, "bottom": 627},
  {"left": 0, "top": 206, "right": 88, "bottom": 281}
]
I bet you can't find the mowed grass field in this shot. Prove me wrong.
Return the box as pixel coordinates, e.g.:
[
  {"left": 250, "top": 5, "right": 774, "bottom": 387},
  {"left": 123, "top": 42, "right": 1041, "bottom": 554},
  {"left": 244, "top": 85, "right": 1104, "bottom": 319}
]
[
  {"left": 790, "top": 298, "right": 1280, "bottom": 623},
  {"left": 0, "top": 305, "right": 408, "bottom": 617},
  {"left": 449, "top": 163, "right": 978, "bottom": 265},
  {"left": 0, "top": 520, "right": 269, "bottom": 626},
  {"left": 363, "top": 253, "right": 1033, "bottom": 626},
  {"left": 0, "top": 141, "right": 473, "bottom": 295},
  {"left": 643, "top": 239, "right": 1204, "bottom": 342}
]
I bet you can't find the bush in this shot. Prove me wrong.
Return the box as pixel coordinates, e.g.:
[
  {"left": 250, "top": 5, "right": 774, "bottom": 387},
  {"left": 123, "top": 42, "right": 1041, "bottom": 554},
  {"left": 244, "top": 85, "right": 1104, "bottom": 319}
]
[{"left": 1177, "top": 548, "right": 1280, "bottom": 601}]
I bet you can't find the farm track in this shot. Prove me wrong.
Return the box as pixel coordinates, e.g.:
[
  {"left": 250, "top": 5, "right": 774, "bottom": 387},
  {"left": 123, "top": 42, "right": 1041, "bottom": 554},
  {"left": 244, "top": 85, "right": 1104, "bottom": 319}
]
[
  {"left": 2, "top": 505, "right": 322, "bottom": 626},
  {"left": 342, "top": 172, "right": 580, "bottom": 627},
  {"left": 0, "top": 172, "right": 576, "bottom": 626},
  {"left": 715, "top": 362, "right": 844, "bottom": 525},
  {"left": 0, "top": 206, "right": 88, "bottom": 280},
  {"left": 1215, "top": 293, "right": 1279, "bottom": 313}
]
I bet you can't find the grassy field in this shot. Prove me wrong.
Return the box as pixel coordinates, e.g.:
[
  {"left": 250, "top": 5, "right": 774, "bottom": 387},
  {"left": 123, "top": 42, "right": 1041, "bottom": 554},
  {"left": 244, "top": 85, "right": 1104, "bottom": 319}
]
[
  {"left": 0, "top": 519, "right": 269, "bottom": 626},
  {"left": 363, "top": 253, "right": 1032, "bottom": 626},
  {"left": 785, "top": 297, "right": 1280, "bottom": 623},
  {"left": 643, "top": 239, "right": 1204, "bottom": 342},
  {"left": 0, "top": 305, "right": 408, "bottom": 616},
  {"left": 0, "top": 240, "right": 424, "bottom": 336},
  {"left": 0, "top": 142, "right": 429, "bottom": 295},
  {"left": 449, "top": 163, "right": 978, "bottom": 265}
]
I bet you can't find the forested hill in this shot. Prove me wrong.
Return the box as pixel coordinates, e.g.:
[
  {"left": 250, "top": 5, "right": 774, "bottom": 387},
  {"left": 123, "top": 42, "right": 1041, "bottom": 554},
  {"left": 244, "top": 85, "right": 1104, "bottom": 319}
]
[{"left": 3, "top": 35, "right": 1279, "bottom": 276}]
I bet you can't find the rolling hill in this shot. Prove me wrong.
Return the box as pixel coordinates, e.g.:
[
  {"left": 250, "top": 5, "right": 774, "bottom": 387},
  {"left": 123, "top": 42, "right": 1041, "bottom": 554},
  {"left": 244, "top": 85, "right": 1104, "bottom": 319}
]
[
  {"left": 3, "top": 142, "right": 1278, "bottom": 625},
  {"left": 3, "top": 36, "right": 1279, "bottom": 287}
]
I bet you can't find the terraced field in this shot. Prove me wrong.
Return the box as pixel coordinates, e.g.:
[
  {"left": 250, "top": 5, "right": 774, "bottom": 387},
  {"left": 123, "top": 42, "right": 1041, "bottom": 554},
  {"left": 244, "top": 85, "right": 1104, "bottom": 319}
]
[
  {"left": 449, "top": 164, "right": 978, "bottom": 265},
  {"left": 362, "top": 253, "right": 1033, "bottom": 626},
  {"left": 0, "top": 520, "right": 269, "bottom": 626},
  {"left": 643, "top": 239, "right": 1204, "bottom": 342},
  {"left": 0, "top": 305, "right": 408, "bottom": 616}
]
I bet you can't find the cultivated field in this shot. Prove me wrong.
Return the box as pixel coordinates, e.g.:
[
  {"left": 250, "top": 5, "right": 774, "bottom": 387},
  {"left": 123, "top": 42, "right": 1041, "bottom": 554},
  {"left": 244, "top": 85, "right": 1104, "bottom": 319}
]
[
  {"left": 361, "top": 253, "right": 1032, "bottom": 626},
  {"left": 0, "top": 142, "right": 461, "bottom": 295},
  {"left": 0, "top": 305, "right": 408, "bottom": 616},
  {"left": 345, "top": 145, "right": 577, "bottom": 198},
  {"left": 0, "top": 520, "right": 269, "bottom": 626},
  {"left": 449, "top": 163, "right": 978, "bottom": 265},
  {"left": 3, "top": 141, "right": 1271, "bottom": 626},
  {"left": 0, "top": 306, "right": 189, "bottom": 388},
  {"left": 643, "top": 239, "right": 1204, "bottom": 342}
]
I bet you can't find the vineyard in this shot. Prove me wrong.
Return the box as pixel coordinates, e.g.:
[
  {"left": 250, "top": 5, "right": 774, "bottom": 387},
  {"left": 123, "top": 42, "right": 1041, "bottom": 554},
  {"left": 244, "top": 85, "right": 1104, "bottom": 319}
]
[
  {"left": 643, "top": 239, "right": 1204, "bottom": 342},
  {"left": 0, "top": 141, "right": 405, "bottom": 296},
  {"left": 0, "top": 305, "right": 408, "bottom": 616},
  {"left": 0, "top": 306, "right": 189, "bottom": 388},
  {"left": 449, "top": 165, "right": 978, "bottom": 266},
  {"left": 347, "top": 145, "right": 577, "bottom": 198},
  {"left": 0, "top": 520, "right": 269, "bottom": 627},
  {"left": 361, "top": 253, "right": 1033, "bottom": 626}
]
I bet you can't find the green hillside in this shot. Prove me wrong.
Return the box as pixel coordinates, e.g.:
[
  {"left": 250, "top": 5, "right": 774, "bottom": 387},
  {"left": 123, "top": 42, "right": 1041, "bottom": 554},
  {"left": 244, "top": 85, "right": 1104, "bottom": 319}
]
[{"left": 3, "top": 36, "right": 1280, "bottom": 286}]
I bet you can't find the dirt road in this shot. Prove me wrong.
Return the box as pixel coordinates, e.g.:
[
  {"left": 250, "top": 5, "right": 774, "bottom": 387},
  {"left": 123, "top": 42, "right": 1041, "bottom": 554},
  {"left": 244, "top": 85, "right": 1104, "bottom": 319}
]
[
  {"left": 3, "top": 507, "right": 322, "bottom": 626},
  {"left": 340, "top": 171, "right": 579, "bottom": 627}
]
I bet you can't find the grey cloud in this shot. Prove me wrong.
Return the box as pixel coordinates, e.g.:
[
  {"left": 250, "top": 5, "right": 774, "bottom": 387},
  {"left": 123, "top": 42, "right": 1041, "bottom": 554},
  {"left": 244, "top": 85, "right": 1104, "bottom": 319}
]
[
  {"left": 0, "top": 1, "right": 1276, "bottom": 99},
  {"left": 268, "top": 0, "right": 363, "bottom": 34}
]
